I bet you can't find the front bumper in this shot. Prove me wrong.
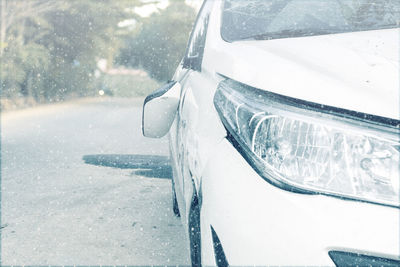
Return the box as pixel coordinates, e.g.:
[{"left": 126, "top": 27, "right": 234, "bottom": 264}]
[{"left": 200, "top": 138, "right": 400, "bottom": 266}]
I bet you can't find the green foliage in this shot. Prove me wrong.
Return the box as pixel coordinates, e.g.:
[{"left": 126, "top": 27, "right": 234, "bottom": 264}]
[
  {"left": 101, "top": 73, "right": 160, "bottom": 97},
  {"left": 117, "top": 0, "right": 196, "bottom": 82},
  {"left": 0, "top": 0, "right": 197, "bottom": 106},
  {"left": 0, "top": 0, "right": 138, "bottom": 103}
]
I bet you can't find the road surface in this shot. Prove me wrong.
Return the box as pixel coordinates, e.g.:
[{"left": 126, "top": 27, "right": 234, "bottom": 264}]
[{"left": 1, "top": 97, "right": 190, "bottom": 265}]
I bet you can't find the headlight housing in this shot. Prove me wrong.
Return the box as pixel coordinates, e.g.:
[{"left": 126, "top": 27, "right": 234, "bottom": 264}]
[{"left": 214, "top": 79, "right": 400, "bottom": 208}]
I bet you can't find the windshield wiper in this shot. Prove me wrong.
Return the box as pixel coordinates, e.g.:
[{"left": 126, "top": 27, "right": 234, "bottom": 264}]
[
  {"left": 237, "top": 24, "right": 400, "bottom": 42},
  {"left": 237, "top": 28, "right": 345, "bottom": 41}
]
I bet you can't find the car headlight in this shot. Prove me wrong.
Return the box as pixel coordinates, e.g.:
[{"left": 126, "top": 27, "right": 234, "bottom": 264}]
[{"left": 214, "top": 79, "right": 400, "bottom": 208}]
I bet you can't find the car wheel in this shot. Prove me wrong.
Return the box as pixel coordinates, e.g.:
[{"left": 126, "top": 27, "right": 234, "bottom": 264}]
[
  {"left": 189, "top": 182, "right": 201, "bottom": 267},
  {"left": 171, "top": 179, "right": 180, "bottom": 217}
]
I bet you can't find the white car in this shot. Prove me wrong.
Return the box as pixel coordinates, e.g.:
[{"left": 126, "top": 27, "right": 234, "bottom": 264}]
[{"left": 142, "top": 0, "right": 400, "bottom": 266}]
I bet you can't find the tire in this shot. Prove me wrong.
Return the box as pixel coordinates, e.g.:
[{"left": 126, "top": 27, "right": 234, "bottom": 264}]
[
  {"left": 210, "top": 226, "right": 229, "bottom": 267},
  {"left": 172, "top": 179, "right": 180, "bottom": 217},
  {"left": 189, "top": 183, "right": 201, "bottom": 267}
]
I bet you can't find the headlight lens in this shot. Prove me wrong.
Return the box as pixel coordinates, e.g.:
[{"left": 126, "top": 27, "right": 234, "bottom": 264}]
[{"left": 214, "top": 79, "right": 400, "bottom": 207}]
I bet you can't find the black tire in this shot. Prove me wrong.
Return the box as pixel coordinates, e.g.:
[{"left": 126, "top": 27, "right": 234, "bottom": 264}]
[
  {"left": 189, "top": 183, "right": 201, "bottom": 267},
  {"left": 172, "top": 179, "right": 180, "bottom": 217}
]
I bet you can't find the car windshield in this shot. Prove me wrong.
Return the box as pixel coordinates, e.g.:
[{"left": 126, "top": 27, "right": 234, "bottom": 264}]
[{"left": 221, "top": 0, "right": 400, "bottom": 42}]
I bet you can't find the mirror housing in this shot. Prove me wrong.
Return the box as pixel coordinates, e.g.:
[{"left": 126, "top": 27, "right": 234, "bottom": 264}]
[{"left": 142, "top": 81, "right": 181, "bottom": 138}]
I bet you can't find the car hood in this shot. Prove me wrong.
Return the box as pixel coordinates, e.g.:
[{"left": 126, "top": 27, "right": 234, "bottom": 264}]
[{"left": 214, "top": 28, "right": 399, "bottom": 120}]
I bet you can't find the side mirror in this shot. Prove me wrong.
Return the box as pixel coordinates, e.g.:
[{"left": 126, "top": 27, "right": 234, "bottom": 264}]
[{"left": 142, "top": 81, "right": 181, "bottom": 138}]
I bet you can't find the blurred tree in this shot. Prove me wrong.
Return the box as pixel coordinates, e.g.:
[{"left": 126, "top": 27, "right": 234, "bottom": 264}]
[
  {"left": 39, "top": 0, "right": 131, "bottom": 100},
  {"left": 117, "top": 0, "right": 196, "bottom": 82},
  {"left": 0, "top": 0, "right": 62, "bottom": 55},
  {"left": 1, "top": 0, "right": 141, "bottom": 103},
  {"left": 1, "top": 0, "right": 58, "bottom": 101},
  {"left": 0, "top": 0, "right": 196, "bottom": 106}
]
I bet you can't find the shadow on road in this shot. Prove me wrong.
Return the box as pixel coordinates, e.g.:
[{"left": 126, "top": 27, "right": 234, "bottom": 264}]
[{"left": 82, "top": 154, "right": 172, "bottom": 179}]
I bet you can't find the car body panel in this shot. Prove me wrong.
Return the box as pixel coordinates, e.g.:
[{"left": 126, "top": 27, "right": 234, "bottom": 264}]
[
  {"left": 160, "top": 0, "right": 400, "bottom": 265},
  {"left": 203, "top": 1, "right": 399, "bottom": 120},
  {"left": 207, "top": 28, "right": 400, "bottom": 120},
  {"left": 170, "top": 64, "right": 226, "bottom": 228},
  {"left": 201, "top": 139, "right": 400, "bottom": 266}
]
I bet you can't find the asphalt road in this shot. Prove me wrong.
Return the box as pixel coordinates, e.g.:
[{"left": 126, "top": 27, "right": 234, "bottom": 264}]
[{"left": 1, "top": 97, "right": 190, "bottom": 265}]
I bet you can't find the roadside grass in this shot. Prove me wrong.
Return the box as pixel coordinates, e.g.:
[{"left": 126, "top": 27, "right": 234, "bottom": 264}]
[{"left": 101, "top": 73, "right": 160, "bottom": 97}]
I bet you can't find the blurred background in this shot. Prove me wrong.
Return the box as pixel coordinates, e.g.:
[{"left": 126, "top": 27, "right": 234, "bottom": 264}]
[
  {"left": 0, "top": 0, "right": 201, "bottom": 264},
  {"left": 1, "top": 0, "right": 199, "bottom": 110}
]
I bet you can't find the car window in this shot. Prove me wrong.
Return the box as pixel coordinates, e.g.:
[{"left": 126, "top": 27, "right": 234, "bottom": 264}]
[
  {"left": 221, "top": 0, "right": 400, "bottom": 42},
  {"left": 182, "top": 0, "right": 214, "bottom": 71}
]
